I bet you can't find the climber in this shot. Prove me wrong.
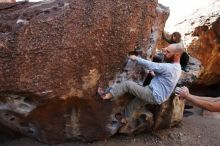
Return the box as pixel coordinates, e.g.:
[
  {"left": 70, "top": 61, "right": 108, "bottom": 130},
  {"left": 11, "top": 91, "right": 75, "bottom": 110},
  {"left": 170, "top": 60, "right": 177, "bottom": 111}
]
[
  {"left": 98, "top": 43, "right": 183, "bottom": 106},
  {"left": 162, "top": 31, "right": 189, "bottom": 72},
  {"left": 175, "top": 86, "right": 220, "bottom": 112}
]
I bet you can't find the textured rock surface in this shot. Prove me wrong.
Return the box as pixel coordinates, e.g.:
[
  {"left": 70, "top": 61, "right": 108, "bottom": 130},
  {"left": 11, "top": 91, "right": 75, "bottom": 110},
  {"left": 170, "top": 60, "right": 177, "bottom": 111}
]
[
  {"left": 0, "top": 0, "right": 15, "bottom": 3},
  {"left": 172, "top": 0, "right": 220, "bottom": 86},
  {"left": 0, "top": 0, "right": 186, "bottom": 144}
]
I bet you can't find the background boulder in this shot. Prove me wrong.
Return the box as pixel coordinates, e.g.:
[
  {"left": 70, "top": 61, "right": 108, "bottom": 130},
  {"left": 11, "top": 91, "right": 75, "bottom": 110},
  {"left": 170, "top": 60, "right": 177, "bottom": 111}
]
[{"left": 173, "top": 0, "right": 220, "bottom": 87}]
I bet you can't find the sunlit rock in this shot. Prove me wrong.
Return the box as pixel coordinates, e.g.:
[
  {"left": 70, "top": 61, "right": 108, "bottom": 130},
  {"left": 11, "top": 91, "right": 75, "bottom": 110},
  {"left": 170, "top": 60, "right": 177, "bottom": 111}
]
[{"left": 173, "top": 0, "right": 220, "bottom": 86}]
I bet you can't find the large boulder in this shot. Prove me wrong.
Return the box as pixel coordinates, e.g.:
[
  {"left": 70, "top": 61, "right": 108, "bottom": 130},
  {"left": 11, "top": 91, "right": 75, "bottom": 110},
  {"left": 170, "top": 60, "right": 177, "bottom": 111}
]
[{"left": 0, "top": 0, "right": 185, "bottom": 144}]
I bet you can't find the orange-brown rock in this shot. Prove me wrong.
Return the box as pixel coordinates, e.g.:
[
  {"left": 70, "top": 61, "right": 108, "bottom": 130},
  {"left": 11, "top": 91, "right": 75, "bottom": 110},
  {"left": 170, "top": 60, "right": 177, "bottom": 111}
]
[
  {"left": 0, "top": 0, "right": 185, "bottom": 144},
  {"left": 0, "top": 0, "right": 15, "bottom": 3}
]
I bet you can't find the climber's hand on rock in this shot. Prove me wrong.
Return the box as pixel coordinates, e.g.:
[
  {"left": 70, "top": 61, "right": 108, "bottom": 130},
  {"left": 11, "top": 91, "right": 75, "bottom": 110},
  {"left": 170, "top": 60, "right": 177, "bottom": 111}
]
[{"left": 129, "top": 55, "right": 137, "bottom": 61}]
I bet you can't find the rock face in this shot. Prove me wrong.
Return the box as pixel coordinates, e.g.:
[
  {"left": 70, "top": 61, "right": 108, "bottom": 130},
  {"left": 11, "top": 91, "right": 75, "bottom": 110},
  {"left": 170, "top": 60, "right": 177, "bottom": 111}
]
[
  {"left": 173, "top": 0, "right": 220, "bottom": 86},
  {"left": 0, "top": 0, "right": 185, "bottom": 144},
  {"left": 0, "top": 0, "right": 15, "bottom": 3}
]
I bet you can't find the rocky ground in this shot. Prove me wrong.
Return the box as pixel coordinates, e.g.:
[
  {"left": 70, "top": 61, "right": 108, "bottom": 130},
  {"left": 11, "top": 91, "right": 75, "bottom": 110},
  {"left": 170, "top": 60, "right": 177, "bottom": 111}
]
[{"left": 1, "top": 107, "right": 220, "bottom": 146}]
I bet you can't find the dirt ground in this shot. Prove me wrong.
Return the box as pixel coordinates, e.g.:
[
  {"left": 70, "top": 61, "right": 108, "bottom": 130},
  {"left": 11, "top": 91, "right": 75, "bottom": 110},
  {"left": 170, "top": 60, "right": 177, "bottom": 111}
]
[{"left": 1, "top": 107, "right": 220, "bottom": 146}]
